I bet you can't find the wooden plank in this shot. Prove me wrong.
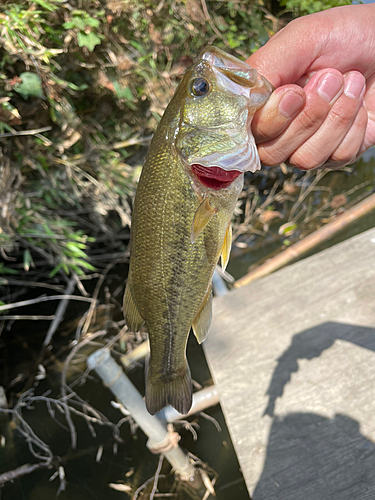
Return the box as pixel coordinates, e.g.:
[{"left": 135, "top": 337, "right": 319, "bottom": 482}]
[{"left": 203, "top": 227, "right": 375, "bottom": 500}]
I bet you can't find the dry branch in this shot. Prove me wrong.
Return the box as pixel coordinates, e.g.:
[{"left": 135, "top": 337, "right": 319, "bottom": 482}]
[
  {"left": 0, "top": 294, "right": 93, "bottom": 312},
  {"left": 0, "top": 462, "right": 49, "bottom": 485},
  {"left": 43, "top": 276, "right": 76, "bottom": 346}
]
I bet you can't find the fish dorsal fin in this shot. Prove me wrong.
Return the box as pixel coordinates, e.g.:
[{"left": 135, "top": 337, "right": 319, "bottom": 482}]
[
  {"left": 191, "top": 197, "right": 218, "bottom": 244},
  {"left": 220, "top": 223, "right": 232, "bottom": 272},
  {"left": 192, "top": 286, "right": 212, "bottom": 344},
  {"left": 123, "top": 279, "right": 144, "bottom": 332}
]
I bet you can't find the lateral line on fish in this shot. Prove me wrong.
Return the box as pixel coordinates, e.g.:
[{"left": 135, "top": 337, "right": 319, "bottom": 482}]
[{"left": 159, "top": 178, "right": 175, "bottom": 375}]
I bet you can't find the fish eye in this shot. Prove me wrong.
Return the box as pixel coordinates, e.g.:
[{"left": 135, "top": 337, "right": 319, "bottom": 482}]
[{"left": 190, "top": 78, "right": 210, "bottom": 97}]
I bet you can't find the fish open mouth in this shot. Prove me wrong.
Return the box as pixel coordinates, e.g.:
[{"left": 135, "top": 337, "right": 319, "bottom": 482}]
[{"left": 191, "top": 164, "right": 242, "bottom": 190}]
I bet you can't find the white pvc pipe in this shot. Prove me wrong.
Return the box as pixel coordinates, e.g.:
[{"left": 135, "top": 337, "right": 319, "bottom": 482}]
[
  {"left": 158, "top": 385, "right": 220, "bottom": 423},
  {"left": 87, "top": 348, "right": 198, "bottom": 482},
  {"left": 212, "top": 269, "right": 229, "bottom": 296},
  {"left": 120, "top": 340, "right": 150, "bottom": 369}
]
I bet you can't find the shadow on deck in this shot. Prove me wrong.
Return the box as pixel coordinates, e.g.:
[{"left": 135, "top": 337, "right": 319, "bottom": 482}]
[{"left": 254, "top": 322, "right": 375, "bottom": 500}]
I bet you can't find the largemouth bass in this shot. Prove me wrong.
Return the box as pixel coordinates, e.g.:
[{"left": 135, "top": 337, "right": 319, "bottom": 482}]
[{"left": 124, "top": 47, "right": 272, "bottom": 415}]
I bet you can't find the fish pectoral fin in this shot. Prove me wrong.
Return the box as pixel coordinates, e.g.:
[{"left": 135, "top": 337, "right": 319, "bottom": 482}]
[
  {"left": 220, "top": 223, "right": 232, "bottom": 272},
  {"left": 192, "top": 286, "right": 212, "bottom": 344},
  {"left": 123, "top": 282, "right": 144, "bottom": 332},
  {"left": 191, "top": 197, "right": 218, "bottom": 244},
  {"left": 145, "top": 362, "right": 192, "bottom": 415}
]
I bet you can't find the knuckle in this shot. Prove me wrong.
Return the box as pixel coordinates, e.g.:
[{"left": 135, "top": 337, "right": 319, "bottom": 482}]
[
  {"left": 330, "top": 149, "right": 356, "bottom": 164},
  {"left": 258, "top": 147, "right": 285, "bottom": 167},
  {"left": 289, "top": 150, "right": 325, "bottom": 170},
  {"left": 289, "top": 144, "right": 324, "bottom": 170},
  {"left": 298, "top": 105, "right": 327, "bottom": 134},
  {"left": 299, "top": 111, "right": 321, "bottom": 133},
  {"left": 328, "top": 104, "right": 356, "bottom": 128},
  {"left": 288, "top": 153, "right": 318, "bottom": 170}
]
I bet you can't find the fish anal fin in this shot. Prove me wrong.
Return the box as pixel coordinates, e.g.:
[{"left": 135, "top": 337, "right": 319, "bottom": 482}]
[
  {"left": 191, "top": 197, "right": 218, "bottom": 244},
  {"left": 145, "top": 363, "right": 192, "bottom": 415},
  {"left": 123, "top": 282, "right": 144, "bottom": 332},
  {"left": 220, "top": 223, "right": 232, "bottom": 272},
  {"left": 192, "top": 286, "right": 212, "bottom": 344}
]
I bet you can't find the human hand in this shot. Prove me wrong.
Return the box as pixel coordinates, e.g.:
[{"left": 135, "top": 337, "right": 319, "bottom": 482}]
[{"left": 247, "top": 4, "right": 375, "bottom": 170}]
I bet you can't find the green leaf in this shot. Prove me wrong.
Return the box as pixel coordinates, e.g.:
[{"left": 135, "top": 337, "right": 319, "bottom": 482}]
[
  {"left": 32, "top": 0, "right": 58, "bottom": 12},
  {"left": 77, "top": 32, "right": 101, "bottom": 51},
  {"left": 74, "top": 259, "right": 96, "bottom": 271},
  {"left": 279, "top": 222, "right": 298, "bottom": 236},
  {"left": 85, "top": 17, "right": 100, "bottom": 28},
  {"left": 23, "top": 249, "right": 34, "bottom": 272},
  {"left": 0, "top": 263, "right": 19, "bottom": 275},
  {"left": 49, "top": 262, "right": 64, "bottom": 278},
  {"left": 14, "top": 72, "right": 43, "bottom": 99},
  {"left": 63, "top": 21, "right": 74, "bottom": 29},
  {"left": 113, "top": 83, "right": 137, "bottom": 110},
  {"left": 71, "top": 17, "right": 86, "bottom": 30}
]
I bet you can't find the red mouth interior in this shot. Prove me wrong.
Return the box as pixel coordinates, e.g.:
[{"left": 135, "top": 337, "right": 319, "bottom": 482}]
[{"left": 191, "top": 164, "right": 242, "bottom": 190}]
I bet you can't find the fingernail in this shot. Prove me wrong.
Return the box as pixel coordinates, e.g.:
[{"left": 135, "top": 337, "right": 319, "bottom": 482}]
[
  {"left": 344, "top": 72, "right": 365, "bottom": 99},
  {"left": 279, "top": 91, "right": 305, "bottom": 118},
  {"left": 317, "top": 72, "right": 343, "bottom": 103}
]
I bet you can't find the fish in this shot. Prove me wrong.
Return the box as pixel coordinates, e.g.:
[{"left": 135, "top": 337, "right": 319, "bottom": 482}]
[{"left": 123, "top": 46, "right": 273, "bottom": 415}]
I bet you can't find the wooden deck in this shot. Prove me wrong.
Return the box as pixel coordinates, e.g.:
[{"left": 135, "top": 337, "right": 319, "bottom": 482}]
[{"left": 203, "top": 227, "right": 375, "bottom": 500}]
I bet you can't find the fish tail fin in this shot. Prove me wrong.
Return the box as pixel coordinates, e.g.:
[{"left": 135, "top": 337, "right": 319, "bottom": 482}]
[{"left": 145, "top": 362, "right": 192, "bottom": 416}]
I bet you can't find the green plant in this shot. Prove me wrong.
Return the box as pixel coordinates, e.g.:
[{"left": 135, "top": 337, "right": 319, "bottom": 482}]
[{"left": 63, "top": 10, "right": 103, "bottom": 51}]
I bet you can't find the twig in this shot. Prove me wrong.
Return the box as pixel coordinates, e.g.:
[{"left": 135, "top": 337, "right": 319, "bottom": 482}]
[
  {"left": 289, "top": 170, "right": 327, "bottom": 220},
  {"left": 111, "top": 135, "right": 153, "bottom": 150},
  {"left": 43, "top": 276, "right": 76, "bottom": 346},
  {"left": 0, "top": 386, "right": 125, "bottom": 487},
  {"left": 153, "top": 495, "right": 177, "bottom": 497},
  {"left": 150, "top": 455, "right": 164, "bottom": 500},
  {"left": 0, "top": 463, "right": 48, "bottom": 485},
  {"left": 199, "top": 412, "right": 221, "bottom": 433},
  {"left": 0, "top": 394, "right": 54, "bottom": 476},
  {"left": 79, "top": 256, "right": 126, "bottom": 338},
  {"left": 235, "top": 191, "right": 375, "bottom": 288},
  {"left": 60, "top": 330, "right": 108, "bottom": 449},
  {"left": 0, "top": 294, "right": 93, "bottom": 312},
  {"left": 73, "top": 272, "right": 89, "bottom": 297},
  {"left": 200, "top": 0, "right": 228, "bottom": 44},
  {"left": 174, "top": 420, "right": 199, "bottom": 441},
  {"left": 133, "top": 474, "right": 167, "bottom": 500},
  {"left": 0, "top": 315, "right": 55, "bottom": 320},
  {"left": 201, "top": 474, "right": 217, "bottom": 500},
  {"left": 0, "top": 278, "right": 64, "bottom": 291},
  {"left": 0, "top": 125, "right": 52, "bottom": 138}
]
